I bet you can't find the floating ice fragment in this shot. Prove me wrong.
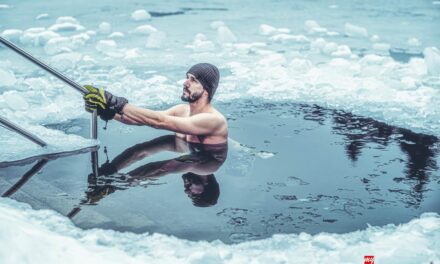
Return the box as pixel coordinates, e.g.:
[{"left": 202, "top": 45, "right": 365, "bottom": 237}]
[
  {"left": 146, "top": 31, "right": 166, "bottom": 48},
  {"left": 49, "top": 23, "right": 85, "bottom": 32},
  {"left": 407, "top": 37, "right": 421, "bottom": 47},
  {"left": 56, "top": 16, "right": 79, "bottom": 24},
  {"left": 259, "top": 24, "right": 277, "bottom": 35},
  {"left": 0, "top": 69, "right": 17, "bottom": 86},
  {"left": 109, "top": 32, "right": 124, "bottom": 38},
  {"left": 433, "top": 0, "right": 440, "bottom": 4},
  {"left": 3, "top": 92, "right": 29, "bottom": 111},
  {"left": 44, "top": 37, "right": 71, "bottom": 55},
  {"left": 96, "top": 40, "right": 117, "bottom": 53},
  {"left": 344, "top": 23, "right": 368, "bottom": 38},
  {"left": 370, "top": 34, "right": 380, "bottom": 42},
  {"left": 423, "top": 47, "right": 440, "bottom": 76},
  {"left": 50, "top": 52, "right": 83, "bottom": 71},
  {"left": 269, "top": 34, "right": 309, "bottom": 43},
  {"left": 326, "top": 31, "right": 340, "bottom": 36},
  {"left": 20, "top": 27, "right": 45, "bottom": 44},
  {"left": 188, "top": 34, "right": 215, "bottom": 52},
  {"left": 132, "top": 25, "right": 157, "bottom": 35},
  {"left": 210, "top": 20, "right": 225, "bottom": 29},
  {"left": 131, "top": 9, "right": 151, "bottom": 21},
  {"left": 408, "top": 58, "right": 427, "bottom": 76},
  {"left": 359, "top": 54, "right": 384, "bottom": 65},
  {"left": 0, "top": 4, "right": 11, "bottom": 9},
  {"left": 331, "top": 45, "right": 351, "bottom": 57},
  {"left": 256, "top": 151, "right": 276, "bottom": 159},
  {"left": 1, "top": 29, "right": 22, "bottom": 41},
  {"left": 401, "top": 76, "right": 417, "bottom": 89},
  {"left": 258, "top": 53, "right": 286, "bottom": 66},
  {"left": 98, "top": 22, "right": 112, "bottom": 34},
  {"left": 372, "top": 43, "right": 390, "bottom": 51},
  {"left": 20, "top": 28, "right": 60, "bottom": 46},
  {"left": 217, "top": 26, "right": 237, "bottom": 43},
  {"left": 289, "top": 58, "right": 313, "bottom": 73},
  {"left": 36, "top": 13, "right": 49, "bottom": 20},
  {"left": 328, "top": 4, "right": 338, "bottom": 9},
  {"left": 310, "top": 38, "right": 327, "bottom": 50},
  {"left": 322, "top": 42, "right": 338, "bottom": 54},
  {"left": 304, "top": 20, "right": 327, "bottom": 34}
]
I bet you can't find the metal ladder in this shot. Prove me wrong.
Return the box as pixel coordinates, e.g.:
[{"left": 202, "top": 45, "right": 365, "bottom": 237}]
[{"left": 0, "top": 36, "right": 98, "bottom": 145}]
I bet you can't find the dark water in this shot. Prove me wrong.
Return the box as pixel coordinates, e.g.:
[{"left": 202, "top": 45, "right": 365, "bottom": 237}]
[{"left": 1, "top": 101, "right": 439, "bottom": 244}]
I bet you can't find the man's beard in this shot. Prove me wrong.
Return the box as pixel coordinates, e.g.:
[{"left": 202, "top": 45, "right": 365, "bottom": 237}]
[{"left": 181, "top": 89, "right": 203, "bottom": 103}]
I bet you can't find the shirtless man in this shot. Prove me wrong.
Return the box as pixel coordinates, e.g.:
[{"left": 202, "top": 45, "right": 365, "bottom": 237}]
[{"left": 83, "top": 63, "right": 228, "bottom": 145}]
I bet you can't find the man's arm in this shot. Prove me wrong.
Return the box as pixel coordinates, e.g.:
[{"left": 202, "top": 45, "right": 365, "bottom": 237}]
[{"left": 115, "top": 104, "right": 224, "bottom": 136}]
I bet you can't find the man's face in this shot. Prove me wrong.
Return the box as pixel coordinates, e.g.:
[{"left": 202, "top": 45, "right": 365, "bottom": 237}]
[{"left": 181, "top": 73, "right": 205, "bottom": 103}]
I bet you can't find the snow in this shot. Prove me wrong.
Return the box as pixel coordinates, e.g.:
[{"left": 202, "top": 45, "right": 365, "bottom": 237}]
[{"left": 0, "top": 198, "right": 439, "bottom": 264}]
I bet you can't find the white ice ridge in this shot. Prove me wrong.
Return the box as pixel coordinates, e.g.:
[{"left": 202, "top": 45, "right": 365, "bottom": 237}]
[{"left": 0, "top": 198, "right": 439, "bottom": 264}]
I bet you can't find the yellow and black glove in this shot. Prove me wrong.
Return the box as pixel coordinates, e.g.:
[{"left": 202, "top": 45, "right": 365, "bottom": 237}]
[{"left": 83, "top": 85, "right": 128, "bottom": 121}]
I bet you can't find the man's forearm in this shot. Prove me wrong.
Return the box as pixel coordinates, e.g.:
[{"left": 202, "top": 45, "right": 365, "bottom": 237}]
[{"left": 114, "top": 104, "right": 166, "bottom": 128}]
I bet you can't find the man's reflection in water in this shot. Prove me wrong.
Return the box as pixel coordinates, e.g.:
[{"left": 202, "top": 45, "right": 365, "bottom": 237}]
[{"left": 83, "top": 135, "right": 228, "bottom": 208}]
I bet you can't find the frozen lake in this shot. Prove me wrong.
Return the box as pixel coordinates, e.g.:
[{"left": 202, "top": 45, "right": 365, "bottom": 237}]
[{"left": 1, "top": 0, "right": 440, "bottom": 263}]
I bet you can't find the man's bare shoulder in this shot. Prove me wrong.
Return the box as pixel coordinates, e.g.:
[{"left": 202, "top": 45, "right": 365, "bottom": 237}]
[{"left": 163, "top": 104, "right": 189, "bottom": 117}]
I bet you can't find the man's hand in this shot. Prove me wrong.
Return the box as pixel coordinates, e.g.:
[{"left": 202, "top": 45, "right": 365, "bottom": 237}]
[{"left": 83, "top": 85, "right": 129, "bottom": 121}]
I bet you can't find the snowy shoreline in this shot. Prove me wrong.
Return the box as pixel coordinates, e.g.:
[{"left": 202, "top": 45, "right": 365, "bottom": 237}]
[{"left": 0, "top": 198, "right": 438, "bottom": 264}]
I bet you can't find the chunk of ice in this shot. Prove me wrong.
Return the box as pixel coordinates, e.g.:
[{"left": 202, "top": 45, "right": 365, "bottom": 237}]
[
  {"left": 372, "top": 43, "right": 391, "bottom": 51},
  {"left": 407, "top": 38, "right": 421, "bottom": 47},
  {"left": 258, "top": 53, "right": 286, "bottom": 66},
  {"left": 188, "top": 34, "right": 215, "bottom": 52},
  {"left": 35, "top": 13, "right": 49, "bottom": 20},
  {"left": 146, "top": 31, "right": 166, "bottom": 48},
  {"left": 217, "top": 26, "right": 237, "bottom": 43},
  {"left": 44, "top": 37, "right": 73, "bottom": 55},
  {"left": 269, "top": 34, "right": 309, "bottom": 43},
  {"left": 210, "top": 21, "right": 225, "bottom": 30},
  {"left": 96, "top": 40, "right": 117, "bottom": 53},
  {"left": 132, "top": 25, "right": 157, "bottom": 35},
  {"left": 1, "top": 29, "right": 22, "bottom": 42},
  {"left": 304, "top": 20, "right": 327, "bottom": 34},
  {"left": 48, "top": 23, "right": 85, "bottom": 32},
  {"left": 109, "top": 32, "right": 124, "bottom": 38},
  {"left": 322, "top": 42, "right": 338, "bottom": 54},
  {"left": 0, "top": 69, "right": 17, "bottom": 86},
  {"left": 423, "top": 47, "right": 440, "bottom": 76},
  {"left": 131, "top": 9, "right": 151, "bottom": 21},
  {"left": 344, "top": 23, "right": 368, "bottom": 38},
  {"left": 331, "top": 45, "right": 352, "bottom": 57},
  {"left": 310, "top": 38, "right": 327, "bottom": 50},
  {"left": 370, "top": 34, "right": 380, "bottom": 42},
  {"left": 0, "top": 4, "right": 11, "bottom": 9},
  {"left": 259, "top": 24, "right": 277, "bottom": 35},
  {"left": 3, "top": 92, "right": 29, "bottom": 111},
  {"left": 50, "top": 52, "right": 83, "bottom": 71},
  {"left": 98, "top": 22, "right": 112, "bottom": 34},
  {"left": 55, "top": 16, "right": 79, "bottom": 25},
  {"left": 289, "top": 58, "right": 313, "bottom": 73}
]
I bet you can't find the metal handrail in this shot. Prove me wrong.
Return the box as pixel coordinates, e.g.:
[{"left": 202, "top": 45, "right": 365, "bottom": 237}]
[
  {"left": 0, "top": 36, "right": 98, "bottom": 141},
  {"left": 0, "top": 117, "right": 47, "bottom": 147}
]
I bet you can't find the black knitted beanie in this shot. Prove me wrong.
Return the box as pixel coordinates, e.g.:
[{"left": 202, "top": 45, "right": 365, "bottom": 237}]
[{"left": 187, "top": 63, "right": 220, "bottom": 102}]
